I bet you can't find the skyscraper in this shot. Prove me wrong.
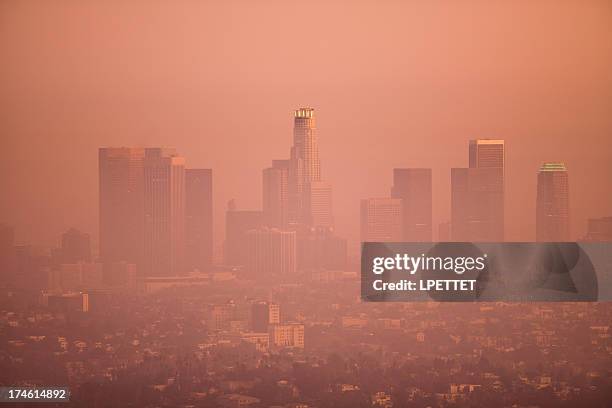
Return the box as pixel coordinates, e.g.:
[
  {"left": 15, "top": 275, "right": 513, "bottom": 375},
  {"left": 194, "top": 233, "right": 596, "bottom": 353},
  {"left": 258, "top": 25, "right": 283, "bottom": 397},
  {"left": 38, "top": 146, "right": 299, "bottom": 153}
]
[
  {"left": 263, "top": 108, "right": 333, "bottom": 229},
  {"left": 470, "top": 139, "right": 504, "bottom": 240},
  {"left": 246, "top": 228, "right": 296, "bottom": 278},
  {"left": 185, "top": 169, "right": 213, "bottom": 272},
  {"left": 451, "top": 139, "right": 505, "bottom": 241},
  {"left": 291, "top": 107, "right": 320, "bottom": 183},
  {"left": 451, "top": 167, "right": 504, "bottom": 241},
  {"left": 288, "top": 108, "right": 323, "bottom": 226},
  {"left": 303, "top": 181, "right": 333, "bottom": 228},
  {"left": 61, "top": 228, "right": 91, "bottom": 263},
  {"left": 360, "top": 198, "right": 403, "bottom": 242},
  {"left": 143, "top": 148, "right": 185, "bottom": 276},
  {"left": 225, "top": 202, "right": 264, "bottom": 266},
  {"left": 263, "top": 160, "right": 290, "bottom": 228},
  {"left": 469, "top": 139, "right": 505, "bottom": 171},
  {"left": 260, "top": 108, "right": 343, "bottom": 275},
  {"left": 536, "top": 162, "right": 569, "bottom": 241},
  {"left": 99, "top": 147, "right": 145, "bottom": 267},
  {"left": 391, "top": 168, "right": 432, "bottom": 241}
]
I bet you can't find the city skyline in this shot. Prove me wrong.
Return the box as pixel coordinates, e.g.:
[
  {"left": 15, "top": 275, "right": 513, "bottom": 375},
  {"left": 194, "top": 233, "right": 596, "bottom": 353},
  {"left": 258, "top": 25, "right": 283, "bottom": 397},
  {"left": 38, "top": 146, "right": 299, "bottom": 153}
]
[
  {"left": 3, "top": 112, "right": 609, "bottom": 252},
  {"left": 3, "top": 113, "right": 605, "bottom": 285},
  {"left": 2, "top": 114, "right": 609, "bottom": 257},
  {"left": 2, "top": 2, "right": 611, "bottom": 251},
  {"left": 0, "top": 2, "right": 611, "bottom": 406}
]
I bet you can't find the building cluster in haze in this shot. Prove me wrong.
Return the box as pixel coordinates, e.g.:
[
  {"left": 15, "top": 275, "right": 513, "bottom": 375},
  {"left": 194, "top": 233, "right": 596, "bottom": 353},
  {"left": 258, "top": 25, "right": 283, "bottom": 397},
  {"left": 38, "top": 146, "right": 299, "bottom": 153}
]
[
  {"left": 0, "top": 109, "right": 611, "bottom": 291},
  {"left": 99, "top": 147, "right": 213, "bottom": 277},
  {"left": 361, "top": 139, "right": 583, "bottom": 243},
  {"left": 0, "top": 107, "right": 611, "bottom": 407},
  {"left": 226, "top": 108, "right": 347, "bottom": 279},
  {"left": 0, "top": 107, "right": 611, "bottom": 298}
]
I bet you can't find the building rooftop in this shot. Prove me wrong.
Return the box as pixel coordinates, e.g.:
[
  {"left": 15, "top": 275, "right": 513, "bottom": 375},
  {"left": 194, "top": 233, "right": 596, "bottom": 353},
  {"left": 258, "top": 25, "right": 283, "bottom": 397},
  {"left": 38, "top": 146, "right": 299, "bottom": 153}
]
[
  {"left": 540, "top": 162, "right": 567, "bottom": 172},
  {"left": 294, "top": 107, "right": 315, "bottom": 118}
]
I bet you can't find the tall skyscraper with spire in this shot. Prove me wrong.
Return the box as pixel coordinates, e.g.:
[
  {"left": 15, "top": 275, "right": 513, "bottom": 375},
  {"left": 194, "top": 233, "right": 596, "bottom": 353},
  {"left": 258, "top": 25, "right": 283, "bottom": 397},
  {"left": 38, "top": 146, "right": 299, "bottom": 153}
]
[
  {"left": 258, "top": 108, "right": 345, "bottom": 275},
  {"left": 291, "top": 107, "right": 321, "bottom": 183},
  {"left": 288, "top": 108, "right": 326, "bottom": 227},
  {"left": 536, "top": 162, "right": 569, "bottom": 241}
]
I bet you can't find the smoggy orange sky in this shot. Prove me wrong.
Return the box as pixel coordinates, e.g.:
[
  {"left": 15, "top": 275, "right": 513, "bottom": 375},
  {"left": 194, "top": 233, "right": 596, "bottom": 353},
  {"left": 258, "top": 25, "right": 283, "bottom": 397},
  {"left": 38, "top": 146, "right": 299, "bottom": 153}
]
[{"left": 1, "top": 0, "right": 611, "bottom": 255}]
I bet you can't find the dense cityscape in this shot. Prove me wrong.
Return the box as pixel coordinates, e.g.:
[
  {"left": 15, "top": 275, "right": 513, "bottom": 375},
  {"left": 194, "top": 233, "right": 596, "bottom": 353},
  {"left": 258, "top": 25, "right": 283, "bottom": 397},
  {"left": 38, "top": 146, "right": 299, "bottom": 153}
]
[
  {"left": 3, "top": 0, "right": 612, "bottom": 405},
  {"left": 0, "top": 107, "right": 611, "bottom": 407}
]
